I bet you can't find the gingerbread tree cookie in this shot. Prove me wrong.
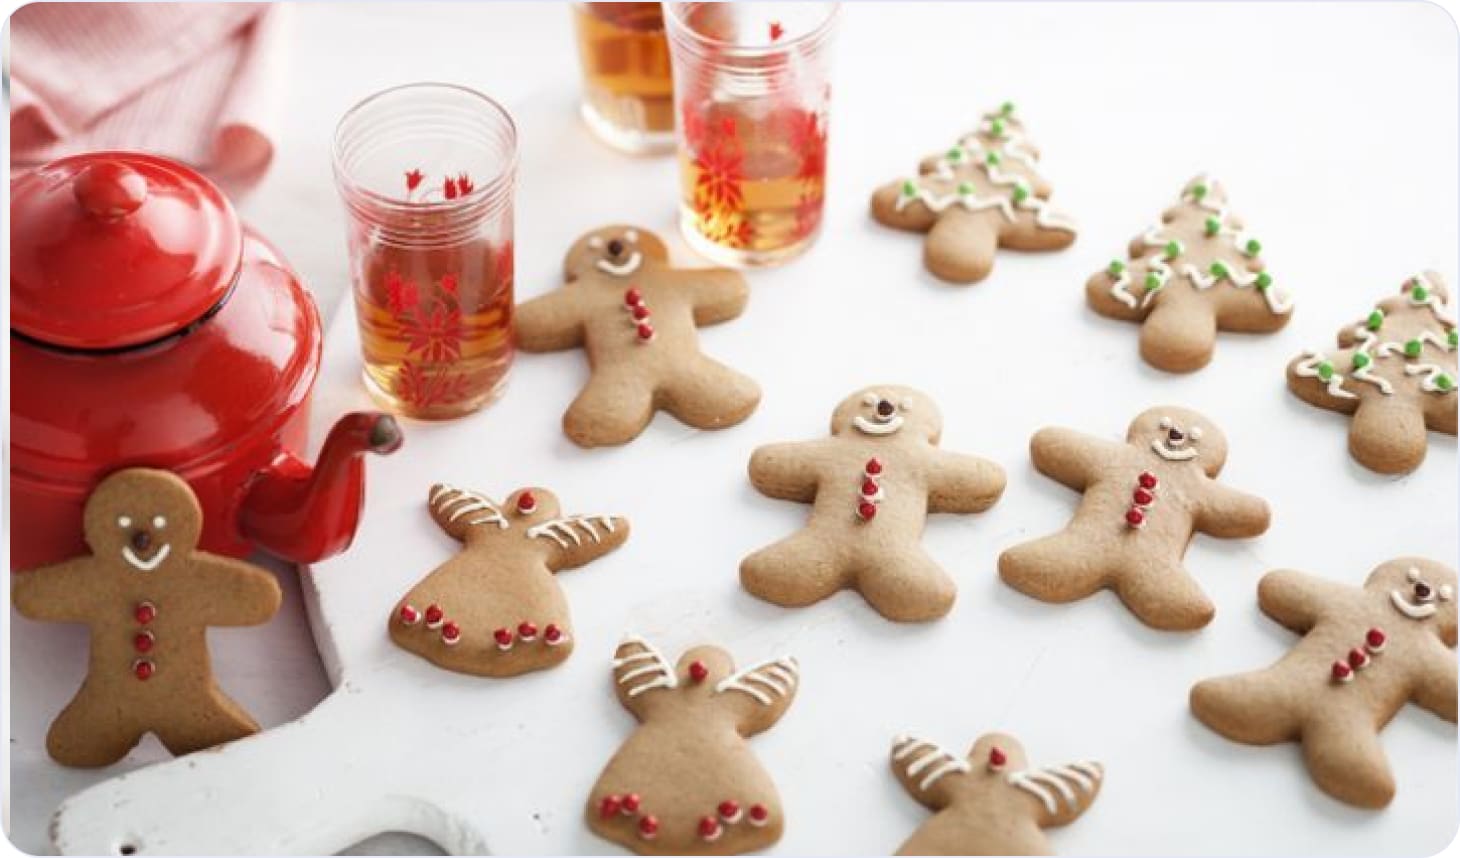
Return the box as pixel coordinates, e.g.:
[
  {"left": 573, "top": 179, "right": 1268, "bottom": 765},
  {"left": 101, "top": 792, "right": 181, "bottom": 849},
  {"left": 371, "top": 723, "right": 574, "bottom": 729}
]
[
  {"left": 1087, "top": 175, "right": 1294, "bottom": 372},
  {"left": 1191, "top": 558, "right": 1457, "bottom": 808},
  {"left": 870, "top": 102, "right": 1076, "bottom": 284},
  {"left": 1287, "top": 272, "right": 1457, "bottom": 474},
  {"left": 586, "top": 636, "right": 798, "bottom": 855},
  {"left": 890, "top": 732, "right": 1104, "bottom": 855},
  {"left": 389, "top": 483, "right": 628, "bottom": 677},
  {"left": 516, "top": 225, "right": 761, "bottom": 447},
  {"left": 741, "top": 385, "right": 1006, "bottom": 622},
  {"left": 11, "top": 469, "right": 281, "bottom": 767},
  {"left": 999, "top": 406, "right": 1270, "bottom": 631}
]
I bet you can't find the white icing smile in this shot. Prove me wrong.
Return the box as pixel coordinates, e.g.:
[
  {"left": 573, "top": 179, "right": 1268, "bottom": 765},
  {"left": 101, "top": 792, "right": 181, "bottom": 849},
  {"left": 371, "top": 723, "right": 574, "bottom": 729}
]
[
  {"left": 596, "top": 252, "right": 642, "bottom": 277},
  {"left": 1390, "top": 590, "right": 1437, "bottom": 620},
  {"left": 1151, "top": 439, "right": 1198, "bottom": 461},
  {"left": 122, "top": 543, "right": 171, "bottom": 572},
  {"left": 854, "top": 414, "right": 904, "bottom": 436}
]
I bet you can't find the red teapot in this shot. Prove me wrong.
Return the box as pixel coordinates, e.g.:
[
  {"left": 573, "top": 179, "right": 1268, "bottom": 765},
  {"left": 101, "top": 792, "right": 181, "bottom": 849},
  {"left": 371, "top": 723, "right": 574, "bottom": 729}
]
[{"left": 10, "top": 152, "right": 402, "bottom": 571}]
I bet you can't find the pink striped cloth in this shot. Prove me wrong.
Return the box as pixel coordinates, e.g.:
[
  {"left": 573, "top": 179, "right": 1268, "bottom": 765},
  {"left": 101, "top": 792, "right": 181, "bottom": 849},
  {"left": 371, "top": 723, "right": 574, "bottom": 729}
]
[{"left": 10, "top": 2, "right": 289, "bottom": 194}]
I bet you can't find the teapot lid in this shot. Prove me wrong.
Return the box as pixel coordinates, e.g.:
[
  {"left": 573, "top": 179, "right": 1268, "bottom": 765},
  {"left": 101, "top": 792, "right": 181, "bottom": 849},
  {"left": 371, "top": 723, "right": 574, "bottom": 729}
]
[{"left": 10, "top": 152, "right": 243, "bottom": 350}]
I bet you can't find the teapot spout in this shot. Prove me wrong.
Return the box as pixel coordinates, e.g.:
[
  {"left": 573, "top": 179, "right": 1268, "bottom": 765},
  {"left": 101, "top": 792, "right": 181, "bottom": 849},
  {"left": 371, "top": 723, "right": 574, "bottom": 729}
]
[{"left": 239, "top": 412, "right": 403, "bottom": 564}]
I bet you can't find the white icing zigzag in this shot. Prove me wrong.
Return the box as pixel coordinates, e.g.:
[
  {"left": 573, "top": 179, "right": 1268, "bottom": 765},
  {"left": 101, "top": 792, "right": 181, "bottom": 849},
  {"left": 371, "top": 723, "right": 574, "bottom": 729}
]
[
  {"left": 891, "top": 735, "right": 971, "bottom": 792},
  {"left": 429, "top": 484, "right": 508, "bottom": 529},
  {"left": 527, "top": 515, "right": 616, "bottom": 548},
  {"left": 612, "top": 636, "right": 678, "bottom": 698},
  {"left": 1007, "top": 762, "right": 1104, "bottom": 815},
  {"left": 1294, "top": 351, "right": 1358, "bottom": 400},
  {"left": 715, "top": 656, "right": 799, "bottom": 706}
]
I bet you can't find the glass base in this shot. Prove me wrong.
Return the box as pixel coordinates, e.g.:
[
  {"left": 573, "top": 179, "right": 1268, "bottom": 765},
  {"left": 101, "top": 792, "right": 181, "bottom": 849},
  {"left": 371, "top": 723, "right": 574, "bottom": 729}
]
[
  {"left": 579, "top": 101, "right": 675, "bottom": 156},
  {"left": 677, "top": 206, "right": 821, "bottom": 268},
  {"left": 360, "top": 365, "right": 508, "bottom": 421}
]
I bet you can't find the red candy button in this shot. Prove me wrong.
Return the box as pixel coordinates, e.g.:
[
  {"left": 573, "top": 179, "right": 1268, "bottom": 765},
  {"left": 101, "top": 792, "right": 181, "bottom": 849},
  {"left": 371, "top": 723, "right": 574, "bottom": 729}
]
[{"left": 135, "top": 601, "right": 157, "bottom": 625}]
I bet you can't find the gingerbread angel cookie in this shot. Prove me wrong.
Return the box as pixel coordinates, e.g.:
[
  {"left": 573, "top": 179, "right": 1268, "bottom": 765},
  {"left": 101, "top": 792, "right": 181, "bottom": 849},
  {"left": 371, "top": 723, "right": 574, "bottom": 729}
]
[
  {"left": 1087, "top": 175, "right": 1293, "bottom": 372},
  {"left": 890, "top": 732, "right": 1103, "bottom": 855},
  {"left": 389, "top": 484, "right": 628, "bottom": 677},
  {"left": 871, "top": 102, "right": 1076, "bottom": 284},
  {"left": 1287, "top": 272, "right": 1456, "bottom": 474},
  {"left": 10, "top": 469, "right": 281, "bottom": 767},
  {"left": 999, "top": 406, "right": 1270, "bottom": 631},
  {"left": 741, "top": 385, "right": 1006, "bottom": 622},
  {"left": 515, "top": 225, "right": 761, "bottom": 447},
  {"left": 1191, "top": 558, "right": 1457, "bottom": 808},
  {"left": 586, "top": 636, "right": 798, "bottom": 855}
]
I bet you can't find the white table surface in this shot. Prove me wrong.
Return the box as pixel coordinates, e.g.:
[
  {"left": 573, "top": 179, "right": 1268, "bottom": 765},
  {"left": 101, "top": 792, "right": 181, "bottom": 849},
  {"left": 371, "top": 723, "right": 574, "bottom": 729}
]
[{"left": 8, "top": 2, "right": 1460, "bottom": 855}]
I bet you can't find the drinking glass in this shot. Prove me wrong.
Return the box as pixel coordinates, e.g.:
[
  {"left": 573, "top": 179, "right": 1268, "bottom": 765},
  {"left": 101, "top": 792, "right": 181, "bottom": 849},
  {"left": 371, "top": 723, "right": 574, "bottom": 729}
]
[
  {"left": 332, "top": 83, "right": 516, "bottom": 420},
  {"left": 572, "top": 2, "right": 676, "bottom": 154},
  {"left": 664, "top": 1, "right": 839, "bottom": 267}
]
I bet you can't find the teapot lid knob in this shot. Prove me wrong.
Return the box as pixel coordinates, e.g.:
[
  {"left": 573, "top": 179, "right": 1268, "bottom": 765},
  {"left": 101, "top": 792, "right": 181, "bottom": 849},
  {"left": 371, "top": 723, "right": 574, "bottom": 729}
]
[{"left": 73, "top": 161, "right": 149, "bottom": 220}]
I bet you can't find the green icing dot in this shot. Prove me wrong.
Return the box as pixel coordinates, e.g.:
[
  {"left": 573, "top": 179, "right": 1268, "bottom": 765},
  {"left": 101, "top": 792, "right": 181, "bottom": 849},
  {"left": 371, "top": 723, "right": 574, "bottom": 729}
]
[
  {"left": 1367, "top": 309, "right": 1385, "bottom": 331},
  {"left": 1353, "top": 352, "right": 1371, "bottom": 369},
  {"left": 1317, "top": 361, "right": 1335, "bottom": 381},
  {"left": 1210, "top": 261, "right": 1229, "bottom": 279},
  {"left": 1000, "top": 101, "right": 1015, "bottom": 116},
  {"left": 1144, "top": 272, "right": 1164, "bottom": 292},
  {"left": 1256, "top": 271, "right": 1273, "bottom": 290},
  {"left": 1108, "top": 259, "right": 1126, "bottom": 276},
  {"left": 957, "top": 181, "right": 975, "bottom": 195},
  {"left": 1191, "top": 183, "right": 1209, "bottom": 200},
  {"left": 985, "top": 151, "right": 1001, "bottom": 166},
  {"left": 1438, "top": 374, "right": 1456, "bottom": 392},
  {"left": 1012, "top": 184, "right": 1030, "bottom": 203},
  {"left": 1414, "top": 286, "right": 1430, "bottom": 302},
  {"left": 947, "top": 147, "right": 963, "bottom": 162},
  {"left": 1163, "top": 240, "right": 1181, "bottom": 260},
  {"left": 1204, "top": 217, "right": 1221, "bottom": 236},
  {"left": 1405, "top": 338, "right": 1423, "bottom": 358},
  {"left": 990, "top": 118, "right": 1006, "bottom": 137},
  {"left": 1245, "top": 238, "right": 1262, "bottom": 256},
  {"left": 1449, "top": 330, "right": 1458, "bottom": 347},
  {"left": 901, "top": 180, "right": 918, "bottom": 197}
]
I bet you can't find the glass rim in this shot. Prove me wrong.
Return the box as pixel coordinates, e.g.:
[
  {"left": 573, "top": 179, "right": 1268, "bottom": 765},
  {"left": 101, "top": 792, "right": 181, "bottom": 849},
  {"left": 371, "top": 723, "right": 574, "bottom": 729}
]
[
  {"left": 331, "top": 81, "right": 518, "bottom": 219},
  {"left": 662, "top": 2, "right": 840, "bottom": 58}
]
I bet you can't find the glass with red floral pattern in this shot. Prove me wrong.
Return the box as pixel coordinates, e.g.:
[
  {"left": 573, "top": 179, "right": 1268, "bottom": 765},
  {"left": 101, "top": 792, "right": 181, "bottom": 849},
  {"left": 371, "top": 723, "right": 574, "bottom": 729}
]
[
  {"left": 664, "top": 2, "right": 838, "bottom": 267},
  {"left": 332, "top": 83, "right": 516, "bottom": 420}
]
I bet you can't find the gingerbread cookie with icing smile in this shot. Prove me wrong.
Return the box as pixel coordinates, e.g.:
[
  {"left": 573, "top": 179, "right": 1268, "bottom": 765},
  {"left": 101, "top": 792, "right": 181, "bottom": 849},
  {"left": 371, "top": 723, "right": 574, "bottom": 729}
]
[
  {"left": 741, "top": 385, "right": 1006, "bottom": 622},
  {"left": 999, "top": 406, "right": 1270, "bottom": 630},
  {"left": 388, "top": 483, "right": 628, "bottom": 677},
  {"left": 586, "top": 636, "right": 798, "bottom": 855},
  {"left": 11, "top": 468, "right": 281, "bottom": 767},
  {"left": 890, "top": 732, "right": 1104, "bottom": 855},
  {"left": 515, "top": 225, "right": 761, "bottom": 447},
  {"left": 871, "top": 102, "right": 1077, "bottom": 284},
  {"left": 1087, "top": 175, "right": 1293, "bottom": 372},
  {"left": 1191, "top": 558, "right": 1457, "bottom": 808}
]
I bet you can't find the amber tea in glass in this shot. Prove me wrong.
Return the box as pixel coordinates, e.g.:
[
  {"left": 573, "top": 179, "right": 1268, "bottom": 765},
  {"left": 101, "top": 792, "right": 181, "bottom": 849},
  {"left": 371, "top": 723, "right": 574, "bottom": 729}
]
[{"left": 573, "top": 2, "right": 675, "bottom": 154}]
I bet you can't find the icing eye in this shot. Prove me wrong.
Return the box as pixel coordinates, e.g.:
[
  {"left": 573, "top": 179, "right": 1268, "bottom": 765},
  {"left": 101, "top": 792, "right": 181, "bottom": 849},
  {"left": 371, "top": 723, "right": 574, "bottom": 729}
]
[
  {"left": 1440, "top": 586, "right": 1454, "bottom": 602},
  {"left": 588, "top": 236, "right": 605, "bottom": 249},
  {"left": 1189, "top": 426, "right": 1204, "bottom": 441},
  {"left": 863, "top": 392, "right": 879, "bottom": 406},
  {"left": 1159, "top": 416, "right": 1172, "bottom": 429},
  {"left": 152, "top": 515, "right": 166, "bottom": 529},
  {"left": 625, "top": 229, "right": 639, "bottom": 243},
  {"left": 1408, "top": 566, "right": 1422, "bottom": 583},
  {"left": 899, "top": 398, "right": 913, "bottom": 411},
  {"left": 118, "top": 516, "right": 132, "bottom": 528}
]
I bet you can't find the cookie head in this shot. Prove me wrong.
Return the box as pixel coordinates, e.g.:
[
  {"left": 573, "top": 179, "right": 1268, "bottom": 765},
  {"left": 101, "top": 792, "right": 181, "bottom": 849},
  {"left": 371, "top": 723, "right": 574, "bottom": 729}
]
[
  {"left": 1130, "top": 406, "right": 1228, "bottom": 475},
  {"left": 563, "top": 226, "right": 668, "bottom": 281},
  {"left": 832, "top": 386, "right": 942, "bottom": 443},
  {"left": 82, "top": 468, "right": 202, "bottom": 573},
  {"left": 1369, "top": 559, "right": 1458, "bottom": 642}
]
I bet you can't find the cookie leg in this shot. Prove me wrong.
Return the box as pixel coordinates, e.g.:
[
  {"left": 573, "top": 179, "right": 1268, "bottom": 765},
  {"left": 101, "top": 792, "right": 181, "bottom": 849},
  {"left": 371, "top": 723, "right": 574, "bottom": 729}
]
[
  {"left": 923, "top": 208, "right": 999, "bottom": 284},
  {"left": 659, "top": 355, "right": 761, "bottom": 431},
  {"left": 1112, "top": 560, "right": 1215, "bottom": 631},
  {"left": 1349, "top": 397, "right": 1429, "bottom": 475},
  {"left": 1302, "top": 711, "right": 1396, "bottom": 808},
  {"left": 856, "top": 545, "right": 956, "bottom": 622},
  {"left": 998, "top": 530, "right": 1111, "bottom": 605},
  {"left": 46, "top": 690, "right": 145, "bottom": 767},
  {"left": 1138, "top": 301, "right": 1215, "bottom": 373},
  {"left": 740, "top": 530, "right": 849, "bottom": 609},
  {"left": 153, "top": 689, "right": 261, "bottom": 757},
  {"left": 1190, "top": 668, "right": 1302, "bottom": 744},
  {"left": 562, "top": 368, "right": 656, "bottom": 448}
]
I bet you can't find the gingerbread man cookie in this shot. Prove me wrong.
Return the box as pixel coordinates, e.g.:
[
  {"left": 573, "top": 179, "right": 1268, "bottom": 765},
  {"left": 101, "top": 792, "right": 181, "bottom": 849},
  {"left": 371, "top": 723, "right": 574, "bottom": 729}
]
[
  {"left": 389, "top": 484, "right": 628, "bottom": 677},
  {"left": 871, "top": 102, "right": 1077, "bottom": 284},
  {"left": 890, "top": 732, "right": 1104, "bottom": 855},
  {"left": 1086, "top": 175, "right": 1293, "bottom": 372},
  {"left": 999, "top": 406, "right": 1270, "bottom": 631},
  {"left": 515, "top": 225, "right": 761, "bottom": 447},
  {"left": 741, "top": 385, "right": 1006, "bottom": 622},
  {"left": 587, "top": 636, "right": 798, "bottom": 855},
  {"left": 10, "top": 469, "right": 281, "bottom": 767},
  {"left": 1287, "top": 272, "right": 1457, "bottom": 474},
  {"left": 1191, "top": 558, "right": 1457, "bottom": 808}
]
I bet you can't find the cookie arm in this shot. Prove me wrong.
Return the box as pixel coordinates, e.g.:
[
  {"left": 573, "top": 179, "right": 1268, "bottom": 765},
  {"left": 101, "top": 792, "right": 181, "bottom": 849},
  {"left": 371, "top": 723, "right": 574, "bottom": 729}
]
[
  {"left": 748, "top": 440, "right": 829, "bottom": 503},
  {"left": 195, "top": 556, "right": 283, "bottom": 626},
  {"left": 888, "top": 735, "right": 970, "bottom": 812},
  {"left": 927, "top": 450, "right": 1006, "bottom": 513},
  {"left": 1193, "top": 480, "right": 1271, "bottom": 539},
  {"left": 1028, "top": 427, "right": 1112, "bottom": 491},
  {"left": 1412, "top": 640, "right": 1458, "bottom": 723},
  {"left": 526, "top": 515, "right": 630, "bottom": 572},
  {"left": 1255, "top": 569, "right": 1346, "bottom": 633},
  {"left": 515, "top": 288, "right": 587, "bottom": 352},
  {"left": 683, "top": 268, "right": 750, "bottom": 326},
  {"left": 713, "top": 655, "right": 799, "bottom": 737},
  {"left": 10, "top": 558, "right": 99, "bottom": 622}
]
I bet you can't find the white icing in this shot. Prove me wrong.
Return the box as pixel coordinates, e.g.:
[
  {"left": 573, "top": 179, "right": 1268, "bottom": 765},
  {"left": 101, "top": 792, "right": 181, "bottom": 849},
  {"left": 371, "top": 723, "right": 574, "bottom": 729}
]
[
  {"left": 152, "top": 516, "right": 166, "bottom": 529},
  {"left": 1407, "top": 273, "right": 1457, "bottom": 325},
  {"left": 862, "top": 392, "right": 878, "bottom": 405},
  {"left": 1151, "top": 439, "right": 1198, "bottom": 461},
  {"left": 122, "top": 543, "right": 170, "bottom": 572},
  {"left": 118, "top": 515, "right": 132, "bottom": 528},
  {"left": 613, "top": 637, "right": 678, "bottom": 697},
  {"left": 527, "top": 516, "right": 615, "bottom": 548},
  {"left": 596, "top": 251, "right": 643, "bottom": 277},
  {"left": 715, "top": 656, "right": 799, "bottom": 706},
  {"left": 854, "top": 414, "right": 904, "bottom": 436},
  {"left": 625, "top": 229, "right": 639, "bottom": 242},
  {"left": 1405, "top": 362, "right": 1455, "bottom": 394},
  {"left": 1294, "top": 351, "right": 1359, "bottom": 400},
  {"left": 1007, "top": 763, "right": 1102, "bottom": 815},
  {"left": 1391, "top": 590, "right": 1437, "bottom": 619},
  {"left": 891, "top": 736, "right": 971, "bottom": 791},
  {"left": 431, "top": 485, "right": 508, "bottom": 529},
  {"left": 588, "top": 236, "right": 605, "bottom": 249}
]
